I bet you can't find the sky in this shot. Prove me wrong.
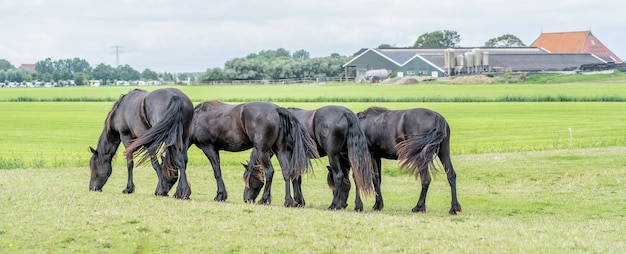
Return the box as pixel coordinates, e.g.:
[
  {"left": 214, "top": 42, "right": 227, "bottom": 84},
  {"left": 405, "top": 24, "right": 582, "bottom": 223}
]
[{"left": 1, "top": 0, "right": 625, "bottom": 73}]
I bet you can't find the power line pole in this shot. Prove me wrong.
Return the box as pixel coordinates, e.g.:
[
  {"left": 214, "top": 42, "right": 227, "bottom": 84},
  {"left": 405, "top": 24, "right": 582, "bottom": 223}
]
[{"left": 110, "top": 45, "right": 124, "bottom": 66}]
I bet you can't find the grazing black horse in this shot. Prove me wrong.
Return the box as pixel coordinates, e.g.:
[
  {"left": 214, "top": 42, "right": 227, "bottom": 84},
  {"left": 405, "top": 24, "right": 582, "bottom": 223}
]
[
  {"left": 89, "top": 88, "right": 194, "bottom": 199},
  {"left": 355, "top": 106, "right": 462, "bottom": 214},
  {"left": 190, "top": 100, "right": 319, "bottom": 207},
  {"left": 287, "top": 106, "right": 374, "bottom": 211}
]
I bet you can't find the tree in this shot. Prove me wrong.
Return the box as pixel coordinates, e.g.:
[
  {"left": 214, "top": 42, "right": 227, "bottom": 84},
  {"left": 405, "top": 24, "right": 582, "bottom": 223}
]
[
  {"left": 377, "top": 43, "right": 394, "bottom": 49},
  {"left": 413, "top": 30, "right": 461, "bottom": 48},
  {"left": 141, "top": 68, "right": 159, "bottom": 80},
  {"left": 92, "top": 63, "right": 115, "bottom": 84},
  {"left": 292, "top": 49, "right": 310, "bottom": 60},
  {"left": 177, "top": 73, "right": 189, "bottom": 83},
  {"left": 484, "top": 34, "right": 526, "bottom": 47},
  {"left": 115, "top": 65, "right": 140, "bottom": 81},
  {"left": 0, "top": 59, "right": 14, "bottom": 71}
]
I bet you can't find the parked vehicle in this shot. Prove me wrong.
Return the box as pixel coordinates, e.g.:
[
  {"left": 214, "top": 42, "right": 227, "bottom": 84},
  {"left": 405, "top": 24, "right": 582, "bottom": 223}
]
[{"left": 365, "top": 69, "right": 391, "bottom": 83}]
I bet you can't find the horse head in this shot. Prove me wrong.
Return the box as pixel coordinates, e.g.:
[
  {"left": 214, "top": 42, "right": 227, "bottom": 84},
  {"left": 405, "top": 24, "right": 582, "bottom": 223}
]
[
  {"left": 88, "top": 147, "right": 112, "bottom": 191},
  {"left": 242, "top": 162, "right": 264, "bottom": 203}
]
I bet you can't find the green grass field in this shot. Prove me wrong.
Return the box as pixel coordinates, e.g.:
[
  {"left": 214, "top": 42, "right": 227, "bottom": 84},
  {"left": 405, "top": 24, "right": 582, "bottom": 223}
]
[{"left": 0, "top": 83, "right": 625, "bottom": 253}]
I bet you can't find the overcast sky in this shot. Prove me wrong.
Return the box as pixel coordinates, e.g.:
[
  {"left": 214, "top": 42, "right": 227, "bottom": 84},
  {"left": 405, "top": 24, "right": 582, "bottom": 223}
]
[{"left": 1, "top": 0, "right": 624, "bottom": 73}]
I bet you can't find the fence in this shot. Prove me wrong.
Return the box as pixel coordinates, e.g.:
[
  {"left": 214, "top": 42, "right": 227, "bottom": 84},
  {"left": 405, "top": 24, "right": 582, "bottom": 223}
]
[{"left": 198, "top": 77, "right": 354, "bottom": 85}]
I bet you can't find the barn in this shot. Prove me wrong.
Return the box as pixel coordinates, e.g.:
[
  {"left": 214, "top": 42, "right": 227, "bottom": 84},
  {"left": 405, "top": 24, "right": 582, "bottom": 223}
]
[
  {"left": 344, "top": 30, "right": 621, "bottom": 81},
  {"left": 531, "top": 30, "right": 622, "bottom": 63}
]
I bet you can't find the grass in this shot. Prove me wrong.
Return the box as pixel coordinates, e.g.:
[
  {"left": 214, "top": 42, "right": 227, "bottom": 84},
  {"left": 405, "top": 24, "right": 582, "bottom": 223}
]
[
  {"left": 1, "top": 101, "right": 625, "bottom": 169},
  {"left": 0, "top": 82, "right": 625, "bottom": 252},
  {"left": 0, "top": 147, "right": 624, "bottom": 253},
  {"left": 2, "top": 82, "right": 626, "bottom": 103}
]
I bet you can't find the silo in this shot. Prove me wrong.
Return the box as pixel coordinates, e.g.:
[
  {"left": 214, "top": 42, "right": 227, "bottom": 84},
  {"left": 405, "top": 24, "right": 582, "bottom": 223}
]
[
  {"left": 464, "top": 52, "right": 474, "bottom": 66},
  {"left": 472, "top": 48, "right": 482, "bottom": 67},
  {"left": 455, "top": 54, "right": 464, "bottom": 67},
  {"left": 444, "top": 49, "right": 451, "bottom": 69},
  {"left": 482, "top": 51, "right": 490, "bottom": 66},
  {"left": 444, "top": 48, "right": 456, "bottom": 71}
]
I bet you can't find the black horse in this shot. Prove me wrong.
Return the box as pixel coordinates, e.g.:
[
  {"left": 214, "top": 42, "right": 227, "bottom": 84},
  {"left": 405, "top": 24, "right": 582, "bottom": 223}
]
[
  {"left": 89, "top": 88, "right": 194, "bottom": 199},
  {"left": 355, "top": 106, "right": 462, "bottom": 215},
  {"left": 190, "top": 100, "right": 319, "bottom": 207},
  {"left": 288, "top": 105, "right": 374, "bottom": 211}
]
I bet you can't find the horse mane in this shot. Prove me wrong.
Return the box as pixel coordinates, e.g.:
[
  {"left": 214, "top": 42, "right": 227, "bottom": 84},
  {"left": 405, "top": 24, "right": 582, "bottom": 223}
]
[
  {"left": 364, "top": 106, "right": 389, "bottom": 114},
  {"left": 196, "top": 100, "right": 225, "bottom": 111},
  {"left": 95, "top": 94, "right": 125, "bottom": 151},
  {"left": 243, "top": 162, "right": 265, "bottom": 187}
]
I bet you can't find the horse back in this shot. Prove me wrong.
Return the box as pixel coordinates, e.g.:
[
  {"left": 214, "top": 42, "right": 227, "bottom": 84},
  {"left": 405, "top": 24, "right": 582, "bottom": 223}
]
[
  {"left": 143, "top": 88, "right": 194, "bottom": 129},
  {"left": 359, "top": 107, "right": 445, "bottom": 159},
  {"left": 190, "top": 101, "right": 253, "bottom": 151},
  {"left": 108, "top": 89, "right": 149, "bottom": 138}
]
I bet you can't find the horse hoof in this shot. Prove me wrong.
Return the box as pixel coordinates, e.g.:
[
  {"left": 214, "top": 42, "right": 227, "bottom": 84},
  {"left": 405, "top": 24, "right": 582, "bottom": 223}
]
[
  {"left": 372, "top": 203, "right": 384, "bottom": 211},
  {"left": 214, "top": 193, "right": 227, "bottom": 202},
  {"left": 449, "top": 203, "right": 462, "bottom": 215},
  {"left": 122, "top": 187, "right": 134, "bottom": 194},
  {"left": 174, "top": 191, "right": 191, "bottom": 200},
  {"left": 257, "top": 198, "right": 271, "bottom": 205},
  {"left": 154, "top": 191, "right": 168, "bottom": 197},
  {"left": 412, "top": 205, "right": 426, "bottom": 213}
]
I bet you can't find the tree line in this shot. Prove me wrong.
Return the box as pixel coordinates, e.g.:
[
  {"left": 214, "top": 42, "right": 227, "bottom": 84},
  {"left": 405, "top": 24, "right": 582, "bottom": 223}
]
[
  {"left": 199, "top": 49, "right": 351, "bottom": 82},
  {"left": 1, "top": 30, "right": 527, "bottom": 85},
  {"left": 0, "top": 58, "right": 189, "bottom": 86}
]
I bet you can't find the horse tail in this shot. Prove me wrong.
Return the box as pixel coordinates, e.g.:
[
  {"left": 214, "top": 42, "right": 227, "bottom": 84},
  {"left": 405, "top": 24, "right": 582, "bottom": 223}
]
[
  {"left": 344, "top": 112, "right": 374, "bottom": 196},
  {"left": 124, "top": 96, "right": 186, "bottom": 176},
  {"left": 276, "top": 107, "right": 319, "bottom": 179},
  {"left": 396, "top": 114, "right": 448, "bottom": 177}
]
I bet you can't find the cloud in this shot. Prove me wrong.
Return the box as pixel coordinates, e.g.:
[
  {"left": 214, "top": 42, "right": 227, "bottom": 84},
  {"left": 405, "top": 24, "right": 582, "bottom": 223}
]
[{"left": 1, "top": 0, "right": 624, "bottom": 72}]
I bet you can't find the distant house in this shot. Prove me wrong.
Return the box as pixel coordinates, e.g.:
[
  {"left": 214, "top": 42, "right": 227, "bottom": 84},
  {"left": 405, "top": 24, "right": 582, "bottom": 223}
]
[
  {"left": 88, "top": 80, "right": 101, "bottom": 87},
  {"left": 531, "top": 30, "right": 622, "bottom": 63},
  {"left": 17, "top": 64, "right": 37, "bottom": 74}
]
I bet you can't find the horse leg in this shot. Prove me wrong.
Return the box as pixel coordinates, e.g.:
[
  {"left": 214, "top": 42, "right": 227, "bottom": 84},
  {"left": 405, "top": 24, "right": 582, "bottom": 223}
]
[
  {"left": 151, "top": 154, "right": 169, "bottom": 196},
  {"left": 173, "top": 146, "right": 191, "bottom": 199},
  {"left": 202, "top": 146, "right": 228, "bottom": 201},
  {"left": 412, "top": 167, "right": 431, "bottom": 213},
  {"left": 274, "top": 152, "right": 297, "bottom": 207},
  {"left": 371, "top": 156, "right": 384, "bottom": 211},
  {"left": 257, "top": 155, "right": 274, "bottom": 205},
  {"left": 292, "top": 176, "right": 305, "bottom": 207},
  {"left": 440, "top": 141, "right": 462, "bottom": 215},
  {"left": 121, "top": 137, "right": 135, "bottom": 194},
  {"left": 123, "top": 156, "right": 135, "bottom": 194},
  {"left": 282, "top": 169, "right": 297, "bottom": 207},
  {"left": 327, "top": 157, "right": 346, "bottom": 210},
  {"left": 339, "top": 159, "right": 352, "bottom": 210}
]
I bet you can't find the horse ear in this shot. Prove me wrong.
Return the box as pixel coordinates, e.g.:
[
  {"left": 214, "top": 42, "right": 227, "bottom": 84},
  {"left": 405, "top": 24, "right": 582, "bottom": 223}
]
[{"left": 89, "top": 147, "right": 97, "bottom": 154}]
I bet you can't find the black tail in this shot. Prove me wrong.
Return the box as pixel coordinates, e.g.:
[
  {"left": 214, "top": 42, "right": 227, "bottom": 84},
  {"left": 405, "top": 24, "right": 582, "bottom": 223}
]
[
  {"left": 276, "top": 107, "right": 319, "bottom": 179},
  {"left": 124, "top": 96, "right": 185, "bottom": 175},
  {"left": 396, "top": 114, "right": 448, "bottom": 177},
  {"left": 344, "top": 112, "right": 374, "bottom": 196}
]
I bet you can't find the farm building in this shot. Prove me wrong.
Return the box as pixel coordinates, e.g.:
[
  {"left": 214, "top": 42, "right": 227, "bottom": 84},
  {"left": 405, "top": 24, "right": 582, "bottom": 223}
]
[
  {"left": 531, "top": 30, "right": 622, "bottom": 63},
  {"left": 344, "top": 30, "right": 622, "bottom": 81}
]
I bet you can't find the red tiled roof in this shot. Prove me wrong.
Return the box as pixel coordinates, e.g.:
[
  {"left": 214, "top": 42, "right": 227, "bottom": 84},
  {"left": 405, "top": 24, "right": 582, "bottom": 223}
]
[
  {"left": 17, "top": 64, "right": 37, "bottom": 74},
  {"left": 530, "top": 31, "right": 622, "bottom": 63}
]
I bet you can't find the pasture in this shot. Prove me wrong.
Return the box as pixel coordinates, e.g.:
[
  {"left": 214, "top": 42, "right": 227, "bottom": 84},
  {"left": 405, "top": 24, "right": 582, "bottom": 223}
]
[{"left": 0, "top": 83, "right": 625, "bottom": 253}]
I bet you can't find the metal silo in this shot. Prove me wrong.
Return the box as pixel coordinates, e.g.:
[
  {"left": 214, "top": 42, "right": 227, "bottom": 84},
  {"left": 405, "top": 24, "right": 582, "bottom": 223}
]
[{"left": 472, "top": 48, "right": 482, "bottom": 67}]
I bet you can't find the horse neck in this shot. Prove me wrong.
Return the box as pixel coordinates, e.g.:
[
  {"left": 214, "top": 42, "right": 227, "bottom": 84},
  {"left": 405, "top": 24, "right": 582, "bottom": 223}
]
[{"left": 96, "top": 127, "right": 121, "bottom": 160}]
